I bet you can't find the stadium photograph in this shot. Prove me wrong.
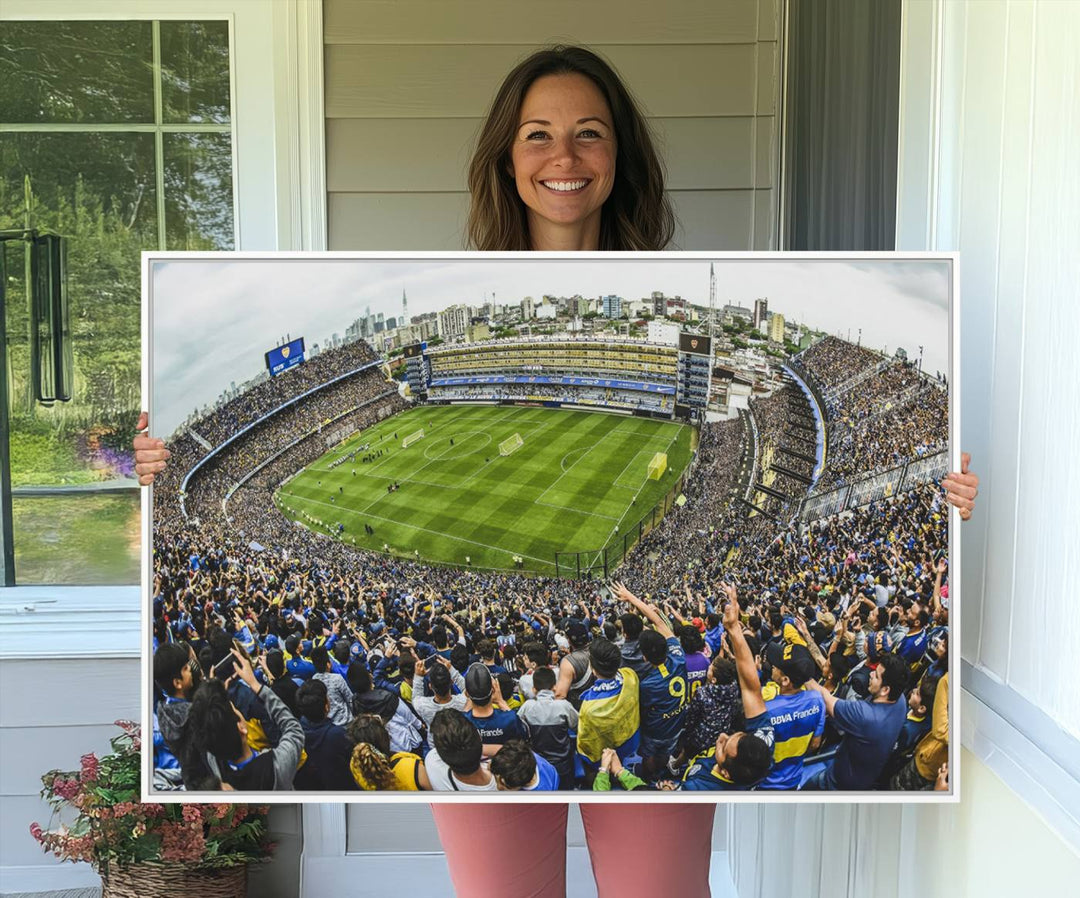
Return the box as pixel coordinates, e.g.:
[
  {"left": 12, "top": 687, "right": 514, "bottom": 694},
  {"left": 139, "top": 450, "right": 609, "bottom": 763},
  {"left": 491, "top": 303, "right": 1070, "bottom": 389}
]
[{"left": 146, "top": 254, "right": 956, "bottom": 800}]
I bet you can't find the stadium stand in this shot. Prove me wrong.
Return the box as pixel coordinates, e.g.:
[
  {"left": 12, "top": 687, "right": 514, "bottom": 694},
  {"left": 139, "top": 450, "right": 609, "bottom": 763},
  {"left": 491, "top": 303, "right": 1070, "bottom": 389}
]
[{"left": 152, "top": 334, "right": 951, "bottom": 795}]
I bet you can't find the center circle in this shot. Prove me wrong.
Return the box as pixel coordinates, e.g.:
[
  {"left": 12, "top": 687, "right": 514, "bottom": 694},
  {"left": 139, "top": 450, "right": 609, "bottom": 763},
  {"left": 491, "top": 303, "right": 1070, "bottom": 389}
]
[{"left": 422, "top": 430, "right": 492, "bottom": 460}]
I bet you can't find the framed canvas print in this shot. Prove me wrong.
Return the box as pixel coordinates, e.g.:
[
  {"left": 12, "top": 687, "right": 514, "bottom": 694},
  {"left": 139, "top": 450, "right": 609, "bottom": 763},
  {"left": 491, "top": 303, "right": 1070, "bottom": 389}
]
[{"left": 142, "top": 252, "right": 958, "bottom": 804}]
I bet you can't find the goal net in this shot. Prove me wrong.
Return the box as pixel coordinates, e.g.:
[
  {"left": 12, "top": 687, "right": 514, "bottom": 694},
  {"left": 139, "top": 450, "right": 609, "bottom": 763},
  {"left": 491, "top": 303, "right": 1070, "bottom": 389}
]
[
  {"left": 402, "top": 429, "right": 425, "bottom": 448},
  {"left": 647, "top": 451, "right": 668, "bottom": 480},
  {"left": 499, "top": 432, "right": 524, "bottom": 456}
]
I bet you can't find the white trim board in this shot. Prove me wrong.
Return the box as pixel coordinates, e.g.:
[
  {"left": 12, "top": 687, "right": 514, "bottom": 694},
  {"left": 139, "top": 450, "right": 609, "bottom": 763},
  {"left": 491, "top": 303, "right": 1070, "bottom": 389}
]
[
  {"left": 960, "top": 673, "right": 1080, "bottom": 853},
  {"left": 0, "top": 588, "right": 139, "bottom": 659}
]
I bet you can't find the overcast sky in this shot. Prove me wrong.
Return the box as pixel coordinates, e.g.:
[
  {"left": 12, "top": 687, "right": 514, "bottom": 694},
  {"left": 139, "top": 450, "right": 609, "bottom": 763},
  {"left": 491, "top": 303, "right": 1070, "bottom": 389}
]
[{"left": 150, "top": 256, "right": 951, "bottom": 436}]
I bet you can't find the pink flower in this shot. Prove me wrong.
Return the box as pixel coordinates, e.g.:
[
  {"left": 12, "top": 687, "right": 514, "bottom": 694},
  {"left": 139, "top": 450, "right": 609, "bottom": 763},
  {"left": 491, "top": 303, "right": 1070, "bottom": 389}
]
[
  {"left": 52, "top": 777, "right": 80, "bottom": 801},
  {"left": 80, "top": 753, "right": 100, "bottom": 782},
  {"left": 181, "top": 805, "right": 203, "bottom": 824},
  {"left": 160, "top": 821, "right": 206, "bottom": 863},
  {"left": 29, "top": 822, "right": 43, "bottom": 842}
]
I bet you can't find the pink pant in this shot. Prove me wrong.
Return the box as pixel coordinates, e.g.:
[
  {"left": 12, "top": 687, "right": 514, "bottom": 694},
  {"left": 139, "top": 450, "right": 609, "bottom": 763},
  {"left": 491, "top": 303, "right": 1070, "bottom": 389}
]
[{"left": 431, "top": 803, "right": 716, "bottom": 898}]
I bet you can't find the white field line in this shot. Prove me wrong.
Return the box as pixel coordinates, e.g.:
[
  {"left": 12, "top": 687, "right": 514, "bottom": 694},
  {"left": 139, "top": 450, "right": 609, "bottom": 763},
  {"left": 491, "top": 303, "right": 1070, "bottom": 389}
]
[
  {"left": 364, "top": 406, "right": 516, "bottom": 484},
  {"left": 455, "top": 412, "right": 565, "bottom": 488},
  {"left": 533, "top": 432, "right": 608, "bottom": 506},
  {"left": 532, "top": 498, "right": 621, "bottom": 521},
  {"left": 288, "top": 407, "right": 537, "bottom": 520},
  {"left": 308, "top": 408, "right": 460, "bottom": 475},
  {"left": 288, "top": 494, "right": 556, "bottom": 569},
  {"left": 598, "top": 424, "right": 685, "bottom": 549},
  {"left": 610, "top": 436, "right": 677, "bottom": 491},
  {"left": 610, "top": 449, "right": 657, "bottom": 492}
]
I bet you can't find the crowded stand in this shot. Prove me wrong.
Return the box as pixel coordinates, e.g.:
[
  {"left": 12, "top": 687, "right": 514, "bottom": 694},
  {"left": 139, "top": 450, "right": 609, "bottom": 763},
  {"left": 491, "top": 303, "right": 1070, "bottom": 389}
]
[
  {"left": 183, "top": 340, "right": 378, "bottom": 447},
  {"left": 788, "top": 337, "right": 949, "bottom": 495},
  {"left": 795, "top": 336, "right": 882, "bottom": 392},
  {"left": 152, "top": 333, "right": 951, "bottom": 794},
  {"left": 426, "top": 337, "right": 678, "bottom": 418}
]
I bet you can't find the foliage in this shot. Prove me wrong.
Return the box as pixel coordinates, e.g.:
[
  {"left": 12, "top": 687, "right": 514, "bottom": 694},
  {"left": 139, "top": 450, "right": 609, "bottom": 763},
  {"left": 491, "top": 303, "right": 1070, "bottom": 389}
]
[
  {"left": 31, "top": 721, "right": 273, "bottom": 873},
  {"left": 2, "top": 20, "right": 233, "bottom": 486}
]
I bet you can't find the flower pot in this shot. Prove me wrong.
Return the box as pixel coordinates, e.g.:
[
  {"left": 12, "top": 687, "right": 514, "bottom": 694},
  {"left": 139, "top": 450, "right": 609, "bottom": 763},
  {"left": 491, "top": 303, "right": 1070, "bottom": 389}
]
[{"left": 101, "top": 862, "right": 248, "bottom": 898}]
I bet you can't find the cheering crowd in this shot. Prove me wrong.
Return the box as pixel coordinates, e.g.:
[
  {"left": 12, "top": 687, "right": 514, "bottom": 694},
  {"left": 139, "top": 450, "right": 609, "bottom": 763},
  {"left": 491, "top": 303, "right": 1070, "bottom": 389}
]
[
  {"left": 150, "top": 335, "right": 951, "bottom": 793},
  {"left": 791, "top": 337, "right": 949, "bottom": 493}
]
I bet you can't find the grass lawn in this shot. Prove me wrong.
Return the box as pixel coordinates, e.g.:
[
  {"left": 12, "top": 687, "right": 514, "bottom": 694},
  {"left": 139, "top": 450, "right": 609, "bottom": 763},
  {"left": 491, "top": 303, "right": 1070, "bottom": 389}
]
[
  {"left": 274, "top": 405, "right": 692, "bottom": 574},
  {"left": 13, "top": 493, "right": 141, "bottom": 585}
]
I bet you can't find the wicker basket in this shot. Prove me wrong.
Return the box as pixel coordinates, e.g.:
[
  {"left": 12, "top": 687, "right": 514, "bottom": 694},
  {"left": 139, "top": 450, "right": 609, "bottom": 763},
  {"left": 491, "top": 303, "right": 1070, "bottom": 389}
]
[{"left": 100, "top": 862, "right": 248, "bottom": 898}]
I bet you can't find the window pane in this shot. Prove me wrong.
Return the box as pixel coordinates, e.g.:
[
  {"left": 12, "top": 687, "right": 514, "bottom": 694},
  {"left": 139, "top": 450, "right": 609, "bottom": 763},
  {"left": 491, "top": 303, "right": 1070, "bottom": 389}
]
[
  {"left": 0, "top": 21, "right": 154, "bottom": 124},
  {"left": 12, "top": 493, "right": 141, "bottom": 585},
  {"left": 163, "top": 132, "right": 235, "bottom": 249},
  {"left": 1, "top": 131, "right": 153, "bottom": 499},
  {"left": 160, "top": 20, "right": 232, "bottom": 124}
]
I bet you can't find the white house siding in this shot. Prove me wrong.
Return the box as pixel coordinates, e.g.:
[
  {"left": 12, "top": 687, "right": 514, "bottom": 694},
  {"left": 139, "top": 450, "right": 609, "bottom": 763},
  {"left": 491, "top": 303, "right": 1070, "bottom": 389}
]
[{"left": 323, "top": 0, "right": 782, "bottom": 250}]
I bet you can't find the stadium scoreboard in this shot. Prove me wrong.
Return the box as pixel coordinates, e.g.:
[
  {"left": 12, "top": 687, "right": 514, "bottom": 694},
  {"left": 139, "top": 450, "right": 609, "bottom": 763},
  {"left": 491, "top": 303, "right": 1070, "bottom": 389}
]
[
  {"left": 403, "top": 341, "right": 431, "bottom": 395},
  {"left": 679, "top": 332, "right": 712, "bottom": 356},
  {"left": 265, "top": 337, "right": 306, "bottom": 377},
  {"left": 676, "top": 331, "right": 712, "bottom": 412}
]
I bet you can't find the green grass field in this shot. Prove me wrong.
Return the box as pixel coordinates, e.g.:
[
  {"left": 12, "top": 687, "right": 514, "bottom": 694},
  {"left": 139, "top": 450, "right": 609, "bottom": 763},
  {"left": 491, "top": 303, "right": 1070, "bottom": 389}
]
[{"left": 274, "top": 405, "right": 693, "bottom": 574}]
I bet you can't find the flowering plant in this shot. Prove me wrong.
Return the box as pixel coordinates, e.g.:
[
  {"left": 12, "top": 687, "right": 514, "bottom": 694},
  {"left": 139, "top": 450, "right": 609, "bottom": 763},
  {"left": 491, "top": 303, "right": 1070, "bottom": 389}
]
[{"left": 31, "top": 720, "right": 273, "bottom": 873}]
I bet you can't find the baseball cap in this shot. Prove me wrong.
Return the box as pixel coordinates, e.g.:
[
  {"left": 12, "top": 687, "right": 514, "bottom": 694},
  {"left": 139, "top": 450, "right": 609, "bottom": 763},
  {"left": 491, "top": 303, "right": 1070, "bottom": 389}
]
[
  {"left": 816, "top": 611, "right": 836, "bottom": 630},
  {"left": 766, "top": 641, "right": 816, "bottom": 688},
  {"left": 566, "top": 620, "right": 590, "bottom": 645},
  {"left": 866, "top": 631, "right": 893, "bottom": 661},
  {"left": 465, "top": 663, "right": 493, "bottom": 703},
  {"left": 263, "top": 634, "right": 279, "bottom": 650},
  {"left": 691, "top": 617, "right": 705, "bottom": 633}
]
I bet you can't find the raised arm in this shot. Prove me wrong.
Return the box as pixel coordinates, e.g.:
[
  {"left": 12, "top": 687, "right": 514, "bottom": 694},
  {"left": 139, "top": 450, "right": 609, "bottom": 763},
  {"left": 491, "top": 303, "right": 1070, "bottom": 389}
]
[
  {"left": 794, "top": 616, "right": 828, "bottom": 674},
  {"left": 931, "top": 558, "right": 946, "bottom": 615},
  {"left": 614, "top": 581, "right": 673, "bottom": 639},
  {"left": 720, "top": 583, "right": 765, "bottom": 719}
]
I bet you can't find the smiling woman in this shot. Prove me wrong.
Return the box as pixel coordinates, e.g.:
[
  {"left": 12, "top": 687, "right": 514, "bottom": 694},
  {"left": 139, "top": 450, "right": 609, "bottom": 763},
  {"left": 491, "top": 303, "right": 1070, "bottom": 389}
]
[
  {"left": 466, "top": 45, "right": 674, "bottom": 252},
  {"left": 509, "top": 73, "right": 617, "bottom": 250}
]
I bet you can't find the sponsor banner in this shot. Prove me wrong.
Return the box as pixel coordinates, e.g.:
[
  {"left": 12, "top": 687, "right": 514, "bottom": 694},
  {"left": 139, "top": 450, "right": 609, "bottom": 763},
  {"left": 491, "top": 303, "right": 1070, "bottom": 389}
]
[{"left": 428, "top": 374, "right": 675, "bottom": 394}]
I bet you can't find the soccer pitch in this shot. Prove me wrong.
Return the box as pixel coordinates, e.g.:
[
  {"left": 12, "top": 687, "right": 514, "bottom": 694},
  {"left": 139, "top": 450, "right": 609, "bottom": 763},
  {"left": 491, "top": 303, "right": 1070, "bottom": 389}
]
[{"left": 274, "top": 405, "right": 694, "bottom": 574}]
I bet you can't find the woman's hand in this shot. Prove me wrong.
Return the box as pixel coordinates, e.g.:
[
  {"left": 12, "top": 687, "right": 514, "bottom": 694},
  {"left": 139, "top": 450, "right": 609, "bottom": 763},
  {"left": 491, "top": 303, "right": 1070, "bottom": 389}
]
[
  {"left": 133, "top": 411, "right": 170, "bottom": 486},
  {"left": 942, "top": 452, "right": 979, "bottom": 521}
]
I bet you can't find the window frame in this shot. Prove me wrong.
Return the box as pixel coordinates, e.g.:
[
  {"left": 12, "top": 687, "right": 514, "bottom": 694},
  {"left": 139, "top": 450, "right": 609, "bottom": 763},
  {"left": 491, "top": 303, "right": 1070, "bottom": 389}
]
[{"left": 0, "top": 0, "right": 327, "bottom": 595}]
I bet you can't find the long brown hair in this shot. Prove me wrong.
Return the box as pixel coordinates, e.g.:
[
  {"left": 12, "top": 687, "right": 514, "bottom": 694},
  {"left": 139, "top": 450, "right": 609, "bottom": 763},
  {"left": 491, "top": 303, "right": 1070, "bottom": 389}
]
[
  {"left": 347, "top": 714, "right": 396, "bottom": 791},
  {"left": 467, "top": 46, "right": 675, "bottom": 251}
]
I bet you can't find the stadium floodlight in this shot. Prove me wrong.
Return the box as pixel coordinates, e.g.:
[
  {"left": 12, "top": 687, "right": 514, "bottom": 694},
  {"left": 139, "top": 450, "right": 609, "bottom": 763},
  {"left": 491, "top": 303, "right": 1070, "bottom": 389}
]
[
  {"left": 499, "top": 432, "right": 524, "bottom": 456},
  {"left": 402, "top": 429, "right": 425, "bottom": 448},
  {"left": 647, "top": 452, "right": 668, "bottom": 480}
]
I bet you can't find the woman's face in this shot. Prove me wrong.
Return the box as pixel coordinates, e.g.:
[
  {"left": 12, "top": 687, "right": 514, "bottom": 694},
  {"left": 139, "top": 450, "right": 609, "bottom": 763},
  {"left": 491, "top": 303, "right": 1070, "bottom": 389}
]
[{"left": 509, "top": 73, "right": 617, "bottom": 249}]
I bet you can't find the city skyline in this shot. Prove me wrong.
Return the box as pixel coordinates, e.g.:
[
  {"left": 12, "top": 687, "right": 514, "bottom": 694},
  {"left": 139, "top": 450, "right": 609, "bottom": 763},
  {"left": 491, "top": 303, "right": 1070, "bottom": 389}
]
[{"left": 150, "top": 257, "right": 951, "bottom": 436}]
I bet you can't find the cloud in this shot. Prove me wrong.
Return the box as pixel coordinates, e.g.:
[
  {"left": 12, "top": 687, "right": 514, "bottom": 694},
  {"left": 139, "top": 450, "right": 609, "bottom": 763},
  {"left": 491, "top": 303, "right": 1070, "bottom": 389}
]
[{"left": 149, "top": 256, "right": 952, "bottom": 435}]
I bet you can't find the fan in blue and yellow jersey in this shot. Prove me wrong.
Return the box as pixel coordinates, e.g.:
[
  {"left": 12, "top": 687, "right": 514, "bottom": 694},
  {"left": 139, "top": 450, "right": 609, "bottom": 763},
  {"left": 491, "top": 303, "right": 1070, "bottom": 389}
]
[
  {"left": 756, "top": 640, "right": 826, "bottom": 790},
  {"left": 575, "top": 638, "right": 640, "bottom": 770}
]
